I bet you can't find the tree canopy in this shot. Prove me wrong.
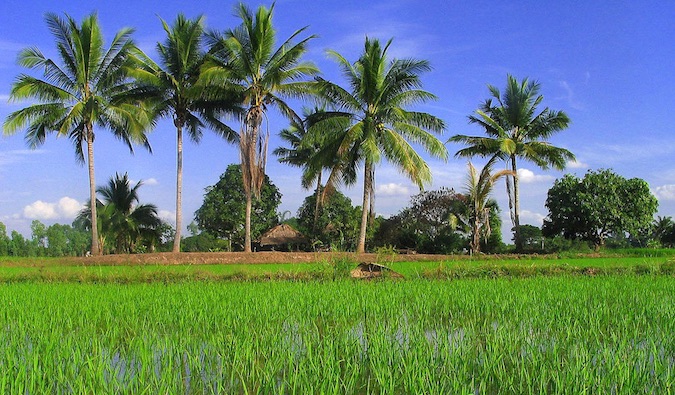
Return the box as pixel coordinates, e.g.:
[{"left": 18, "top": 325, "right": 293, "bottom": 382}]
[
  {"left": 296, "top": 188, "right": 360, "bottom": 251},
  {"left": 375, "top": 187, "right": 503, "bottom": 254},
  {"left": 312, "top": 37, "right": 448, "bottom": 253},
  {"left": 449, "top": 75, "right": 573, "bottom": 251},
  {"left": 543, "top": 169, "right": 658, "bottom": 248},
  {"left": 194, "top": 164, "right": 281, "bottom": 251}
]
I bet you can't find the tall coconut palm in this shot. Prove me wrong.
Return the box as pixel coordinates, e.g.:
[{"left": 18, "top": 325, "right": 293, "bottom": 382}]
[
  {"left": 3, "top": 13, "right": 152, "bottom": 256},
  {"left": 202, "top": 3, "right": 319, "bottom": 252},
  {"left": 449, "top": 75, "right": 573, "bottom": 251},
  {"left": 465, "top": 156, "right": 514, "bottom": 254},
  {"left": 314, "top": 38, "right": 448, "bottom": 253},
  {"left": 76, "top": 173, "right": 162, "bottom": 253},
  {"left": 130, "top": 14, "right": 240, "bottom": 253}
]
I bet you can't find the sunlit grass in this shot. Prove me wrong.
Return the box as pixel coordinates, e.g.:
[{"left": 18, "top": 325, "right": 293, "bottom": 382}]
[
  {"left": 0, "top": 254, "right": 673, "bottom": 282},
  {"left": 0, "top": 277, "right": 672, "bottom": 393}
]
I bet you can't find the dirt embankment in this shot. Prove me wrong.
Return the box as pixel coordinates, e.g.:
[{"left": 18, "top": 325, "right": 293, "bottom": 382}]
[{"left": 74, "top": 251, "right": 453, "bottom": 266}]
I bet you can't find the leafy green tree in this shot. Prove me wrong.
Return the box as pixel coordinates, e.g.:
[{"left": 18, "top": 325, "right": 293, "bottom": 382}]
[
  {"left": 518, "top": 224, "right": 544, "bottom": 252},
  {"left": 543, "top": 169, "right": 658, "bottom": 249},
  {"left": 76, "top": 173, "right": 163, "bottom": 253},
  {"left": 194, "top": 164, "right": 281, "bottom": 251},
  {"left": 45, "top": 223, "right": 68, "bottom": 256},
  {"left": 9, "top": 231, "right": 30, "bottom": 256},
  {"left": 314, "top": 38, "right": 447, "bottom": 252},
  {"left": 465, "top": 158, "right": 513, "bottom": 254},
  {"left": 30, "top": 220, "right": 48, "bottom": 255},
  {"left": 3, "top": 13, "right": 153, "bottom": 256},
  {"left": 0, "top": 223, "right": 10, "bottom": 256},
  {"left": 450, "top": 75, "right": 573, "bottom": 251},
  {"left": 375, "top": 188, "right": 470, "bottom": 254},
  {"left": 132, "top": 14, "right": 239, "bottom": 253},
  {"left": 203, "top": 3, "right": 318, "bottom": 252},
  {"left": 296, "top": 188, "right": 360, "bottom": 250}
]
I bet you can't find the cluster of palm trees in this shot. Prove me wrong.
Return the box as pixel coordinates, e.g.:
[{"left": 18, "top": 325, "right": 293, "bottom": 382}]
[{"left": 3, "top": 4, "right": 573, "bottom": 255}]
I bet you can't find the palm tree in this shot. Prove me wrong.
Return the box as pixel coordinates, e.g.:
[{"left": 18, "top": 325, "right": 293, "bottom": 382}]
[
  {"left": 3, "top": 13, "right": 152, "bottom": 256},
  {"left": 76, "top": 173, "right": 162, "bottom": 253},
  {"left": 465, "top": 157, "right": 514, "bottom": 254},
  {"left": 202, "top": 3, "right": 319, "bottom": 252},
  {"left": 653, "top": 216, "right": 674, "bottom": 246},
  {"left": 274, "top": 107, "right": 347, "bottom": 231},
  {"left": 130, "top": 14, "right": 239, "bottom": 253},
  {"left": 449, "top": 75, "right": 573, "bottom": 251},
  {"left": 314, "top": 38, "right": 448, "bottom": 253}
]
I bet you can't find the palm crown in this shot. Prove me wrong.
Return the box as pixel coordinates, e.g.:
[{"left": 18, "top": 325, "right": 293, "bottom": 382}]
[
  {"left": 3, "top": 13, "right": 153, "bottom": 256},
  {"left": 449, "top": 74, "right": 573, "bottom": 250},
  {"left": 202, "top": 2, "right": 319, "bottom": 252},
  {"left": 313, "top": 37, "right": 448, "bottom": 253}
]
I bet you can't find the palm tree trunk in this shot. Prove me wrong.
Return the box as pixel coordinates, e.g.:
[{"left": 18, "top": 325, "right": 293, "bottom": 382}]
[
  {"left": 244, "top": 192, "right": 252, "bottom": 252},
  {"left": 173, "top": 123, "right": 183, "bottom": 253},
  {"left": 312, "top": 172, "right": 322, "bottom": 233},
  {"left": 86, "top": 124, "right": 101, "bottom": 256},
  {"left": 511, "top": 155, "right": 522, "bottom": 252},
  {"left": 472, "top": 215, "right": 480, "bottom": 254},
  {"left": 356, "top": 162, "right": 372, "bottom": 253},
  {"left": 241, "top": 106, "right": 264, "bottom": 253},
  {"left": 369, "top": 168, "right": 375, "bottom": 226}
]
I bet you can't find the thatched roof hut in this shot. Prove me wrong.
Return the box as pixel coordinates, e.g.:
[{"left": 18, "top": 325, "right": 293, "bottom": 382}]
[{"left": 259, "top": 224, "right": 309, "bottom": 248}]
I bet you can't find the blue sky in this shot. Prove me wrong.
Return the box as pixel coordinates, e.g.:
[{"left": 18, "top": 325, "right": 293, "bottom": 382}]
[{"left": 0, "top": 0, "right": 673, "bottom": 239}]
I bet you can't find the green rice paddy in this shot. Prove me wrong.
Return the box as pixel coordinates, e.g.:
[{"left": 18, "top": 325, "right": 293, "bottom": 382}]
[{"left": 1, "top": 275, "right": 673, "bottom": 393}]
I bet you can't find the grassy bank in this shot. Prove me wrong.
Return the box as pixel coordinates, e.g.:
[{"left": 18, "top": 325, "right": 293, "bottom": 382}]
[{"left": 0, "top": 254, "right": 673, "bottom": 282}]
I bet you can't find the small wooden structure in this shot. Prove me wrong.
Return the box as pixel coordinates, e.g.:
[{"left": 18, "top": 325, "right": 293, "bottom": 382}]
[
  {"left": 258, "top": 224, "right": 309, "bottom": 250},
  {"left": 350, "top": 262, "right": 404, "bottom": 279}
]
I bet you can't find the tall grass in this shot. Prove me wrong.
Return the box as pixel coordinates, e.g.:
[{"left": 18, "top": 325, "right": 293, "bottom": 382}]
[{"left": 0, "top": 277, "right": 672, "bottom": 393}]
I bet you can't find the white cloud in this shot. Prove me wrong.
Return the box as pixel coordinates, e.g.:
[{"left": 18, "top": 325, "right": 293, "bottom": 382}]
[
  {"left": 0, "top": 149, "right": 45, "bottom": 167},
  {"left": 566, "top": 160, "right": 589, "bottom": 169},
  {"left": 517, "top": 168, "right": 554, "bottom": 184},
  {"left": 519, "top": 210, "right": 546, "bottom": 226},
  {"left": 23, "top": 201, "right": 58, "bottom": 220},
  {"left": 22, "top": 197, "right": 84, "bottom": 220},
  {"left": 654, "top": 185, "right": 675, "bottom": 201},
  {"left": 129, "top": 177, "right": 159, "bottom": 186},
  {"left": 375, "top": 183, "right": 410, "bottom": 196},
  {"left": 158, "top": 210, "right": 176, "bottom": 224},
  {"left": 57, "top": 197, "right": 83, "bottom": 218}
]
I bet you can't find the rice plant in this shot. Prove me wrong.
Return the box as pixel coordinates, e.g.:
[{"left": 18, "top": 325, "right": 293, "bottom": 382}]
[{"left": 0, "top": 277, "right": 672, "bottom": 393}]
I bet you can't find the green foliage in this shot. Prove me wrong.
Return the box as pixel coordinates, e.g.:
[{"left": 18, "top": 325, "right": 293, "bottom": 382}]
[
  {"left": 465, "top": 159, "right": 513, "bottom": 254},
  {"left": 75, "top": 173, "right": 164, "bottom": 254},
  {"left": 450, "top": 75, "right": 574, "bottom": 251},
  {"left": 3, "top": 13, "right": 154, "bottom": 255},
  {"left": 194, "top": 164, "right": 281, "bottom": 251},
  {"left": 0, "top": 278, "right": 672, "bottom": 392},
  {"left": 313, "top": 37, "right": 447, "bottom": 252},
  {"left": 181, "top": 233, "right": 231, "bottom": 252},
  {"left": 203, "top": 3, "right": 318, "bottom": 252},
  {"left": 296, "top": 189, "right": 360, "bottom": 250},
  {"left": 374, "top": 188, "right": 472, "bottom": 254},
  {"left": 543, "top": 169, "right": 658, "bottom": 249},
  {"left": 518, "top": 224, "right": 544, "bottom": 252},
  {"left": 0, "top": 223, "right": 9, "bottom": 256},
  {"left": 653, "top": 216, "right": 675, "bottom": 248}
]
